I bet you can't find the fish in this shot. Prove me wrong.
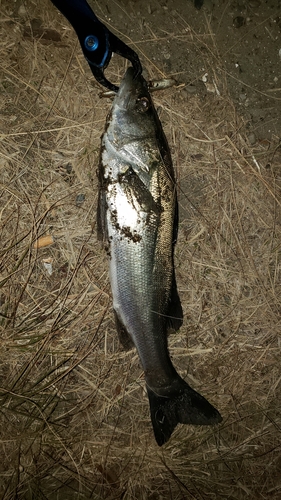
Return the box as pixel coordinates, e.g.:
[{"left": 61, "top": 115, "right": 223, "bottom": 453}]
[{"left": 97, "top": 67, "right": 222, "bottom": 446}]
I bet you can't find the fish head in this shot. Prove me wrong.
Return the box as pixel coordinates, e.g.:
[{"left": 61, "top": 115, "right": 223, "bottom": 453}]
[{"left": 110, "top": 67, "right": 157, "bottom": 139}]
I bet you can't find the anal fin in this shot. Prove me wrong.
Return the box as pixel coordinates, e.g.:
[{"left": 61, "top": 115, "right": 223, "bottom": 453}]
[
  {"left": 166, "top": 269, "right": 183, "bottom": 332},
  {"left": 114, "top": 310, "right": 135, "bottom": 351}
]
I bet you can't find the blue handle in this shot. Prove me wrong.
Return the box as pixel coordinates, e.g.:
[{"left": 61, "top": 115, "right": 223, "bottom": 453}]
[
  {"left": 50, "top": 0, "right": 102, "bottom": 27},
  {"left": 50, "top": 0, "right": 110, "bottom": 68}
]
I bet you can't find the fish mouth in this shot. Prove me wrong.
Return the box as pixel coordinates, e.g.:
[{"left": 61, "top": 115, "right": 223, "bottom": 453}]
[{"left": 115, "top": 67, "right": 149, "bottom": 110}]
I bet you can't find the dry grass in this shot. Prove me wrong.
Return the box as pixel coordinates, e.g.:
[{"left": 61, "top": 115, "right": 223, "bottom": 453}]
[{"left": 1, "top": 1, "right": 281, "bottom": 498}]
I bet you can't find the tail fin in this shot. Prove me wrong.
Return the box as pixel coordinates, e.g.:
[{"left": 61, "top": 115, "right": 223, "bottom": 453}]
[{"left": 147, "top": 378, "right": 222, "bottom": 446}]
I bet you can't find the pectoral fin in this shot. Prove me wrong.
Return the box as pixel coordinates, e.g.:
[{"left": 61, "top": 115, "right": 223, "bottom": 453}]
[{"left": 121, "top": 167, "right": 161, "bottom": 215}]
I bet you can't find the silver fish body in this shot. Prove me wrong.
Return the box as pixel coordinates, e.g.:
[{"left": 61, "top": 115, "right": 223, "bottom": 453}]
[{"left": 98, "top": 67, "right": 222, "bottom": 445}]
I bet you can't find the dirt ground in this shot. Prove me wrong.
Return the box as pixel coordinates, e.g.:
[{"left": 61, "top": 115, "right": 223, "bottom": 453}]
[
  {"left": 104, "top": 0, "right": 281, "bottom": 141},
  {"left": 1, "top": 0, "right": 281, "bottom": 499}
]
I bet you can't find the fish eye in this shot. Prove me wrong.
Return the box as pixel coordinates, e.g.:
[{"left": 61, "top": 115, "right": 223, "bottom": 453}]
[{"left": 136, "top": 96, "right": 150, "bottom": 113}]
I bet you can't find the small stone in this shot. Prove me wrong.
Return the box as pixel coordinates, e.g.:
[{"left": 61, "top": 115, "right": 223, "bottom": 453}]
[
  {"left": 248, "top": 133, "right": 256, "bottom": 145},
  {"left": 163, "top": 51, "right": 170, "bottom": 60},
  {"left": 18, "top": 5, "right": 27, "bottom": 17},
  {"left": 76, "top": 194, "right": 85, "bottom": 206},
  {"left": 233, "top": 16, "right": 246, "bottom": 28},
  {"left": 239, "top": 93, "right": 247, "bottom": 102},
  {"left": 183, "top": 85, "right": 197, "bottom": 94}
]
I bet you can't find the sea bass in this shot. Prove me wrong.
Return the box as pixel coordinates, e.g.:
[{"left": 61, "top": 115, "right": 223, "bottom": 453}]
[{"left": 97, "top": 67, "right": 222, "bottom": 446}]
